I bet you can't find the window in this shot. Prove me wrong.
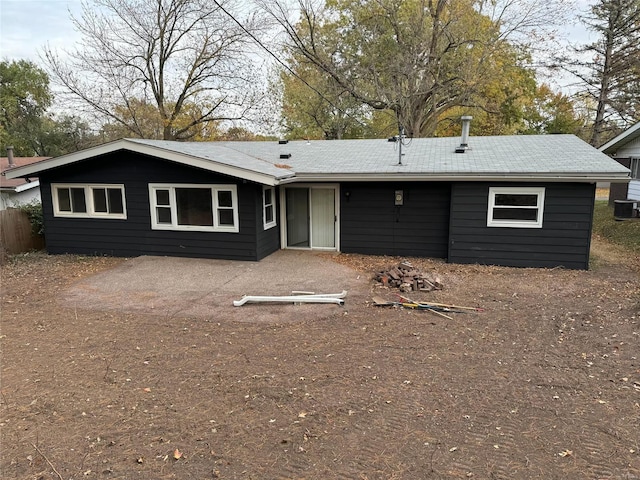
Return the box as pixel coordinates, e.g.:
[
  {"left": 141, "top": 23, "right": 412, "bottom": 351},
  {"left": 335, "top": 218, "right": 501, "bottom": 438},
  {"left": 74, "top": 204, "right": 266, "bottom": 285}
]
[
  {"left": 263, "top": 186, "right": 276, "bottom": 229},
  {"left": 487, "top": 187, "right": 545, "bottom": 228},
  {"left": 631, "top": 158, "right": 640, "bottom": 179},
  {"left": 52, "top": 184, "right": 126, "bottom": 218},
  {"left": 149, "top": 184, "right": 238, "bottom": 232}
]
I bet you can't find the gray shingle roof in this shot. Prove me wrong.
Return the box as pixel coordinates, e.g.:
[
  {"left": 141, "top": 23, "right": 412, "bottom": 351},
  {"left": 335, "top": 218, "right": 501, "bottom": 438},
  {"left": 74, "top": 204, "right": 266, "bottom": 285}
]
[
  {"left": 6, "top": 134, "right": 630, "bottom": 183},
  {"left": 132, "top": 134, "right": 630, "bottom": 178},
  {"left": 127, "top": 138, "right": 295, "bottom": 179}
]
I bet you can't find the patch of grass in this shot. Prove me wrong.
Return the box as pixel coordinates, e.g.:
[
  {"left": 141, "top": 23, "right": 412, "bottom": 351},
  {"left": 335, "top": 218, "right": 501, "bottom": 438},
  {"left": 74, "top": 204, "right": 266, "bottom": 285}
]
[{"left": 592, "top": 200, "right": 640, "bottom": 253}]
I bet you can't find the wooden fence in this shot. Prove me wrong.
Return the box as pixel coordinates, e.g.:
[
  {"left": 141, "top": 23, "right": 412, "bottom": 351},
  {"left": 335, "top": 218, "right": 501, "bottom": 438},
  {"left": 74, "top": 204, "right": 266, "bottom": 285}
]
[{"left": 0, "top": 208, "right": 45, "bottom": 255}]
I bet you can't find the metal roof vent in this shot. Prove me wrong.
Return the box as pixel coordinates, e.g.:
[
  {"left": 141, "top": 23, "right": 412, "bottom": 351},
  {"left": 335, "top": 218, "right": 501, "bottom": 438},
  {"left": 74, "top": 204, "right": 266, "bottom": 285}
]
[
  {"left": 7, "top": 146, "right": 15, "bottom": 167},
  {"left": 455, "top": 116, "right": 473, "bottom": 153}
]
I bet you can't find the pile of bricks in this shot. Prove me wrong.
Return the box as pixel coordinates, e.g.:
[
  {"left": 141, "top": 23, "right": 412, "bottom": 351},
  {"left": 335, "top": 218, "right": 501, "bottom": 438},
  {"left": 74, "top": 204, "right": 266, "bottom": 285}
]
[{"left": 374, "top": 261, "right": 443, "bottom": 292}]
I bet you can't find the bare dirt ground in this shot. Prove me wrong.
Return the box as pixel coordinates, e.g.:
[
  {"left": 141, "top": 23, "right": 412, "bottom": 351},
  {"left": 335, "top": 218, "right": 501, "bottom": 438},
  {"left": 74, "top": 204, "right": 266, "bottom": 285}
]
[{"left": 1, "top": 238, "right": 639, "bottom": 480}]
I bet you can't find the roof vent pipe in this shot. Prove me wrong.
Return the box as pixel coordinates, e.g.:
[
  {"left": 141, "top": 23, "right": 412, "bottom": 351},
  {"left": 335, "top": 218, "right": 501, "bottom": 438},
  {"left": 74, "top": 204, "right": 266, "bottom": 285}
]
[
  {"left": 455, "top": 116, "right": 473, "bottom": 153},
  {"left": 7, "top": 146, "right": 15, "bottom": 167}
]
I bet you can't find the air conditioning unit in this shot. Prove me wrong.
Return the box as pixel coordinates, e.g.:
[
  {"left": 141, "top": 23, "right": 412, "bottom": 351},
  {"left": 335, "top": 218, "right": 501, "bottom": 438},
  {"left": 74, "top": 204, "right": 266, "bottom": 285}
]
[{"left": 614, "top": 199, "right": 639, "bottom": 220}]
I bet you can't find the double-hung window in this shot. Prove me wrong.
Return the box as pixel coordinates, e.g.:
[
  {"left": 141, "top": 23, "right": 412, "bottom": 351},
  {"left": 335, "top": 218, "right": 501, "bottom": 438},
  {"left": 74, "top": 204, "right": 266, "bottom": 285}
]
[
  {"left": 149, "top": 184, "right": 239, "bottom": 232},
  {"left": 263, "top": 186, "right": 276, "bottom": 229},
  {"left": 52, "top": 184, "right": 126, "bottom": 219},
  {"left": 487, "top": 187, "right": 545, "bottom": 228}
]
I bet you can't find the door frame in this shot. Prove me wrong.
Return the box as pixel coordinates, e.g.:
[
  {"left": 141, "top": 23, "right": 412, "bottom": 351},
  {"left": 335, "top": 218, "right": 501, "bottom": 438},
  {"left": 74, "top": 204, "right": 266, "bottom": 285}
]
[{"left": 279, "top": 183, "right": 340, "bottom": 251}]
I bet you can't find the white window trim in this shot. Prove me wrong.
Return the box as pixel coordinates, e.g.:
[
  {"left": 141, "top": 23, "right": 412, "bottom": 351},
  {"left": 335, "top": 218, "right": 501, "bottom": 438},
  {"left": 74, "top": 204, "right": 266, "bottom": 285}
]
[
  {"left": 487, "top": 187, "right": 545, "bottom": 228},
  {"left": 52, "top": 184, "right": 127, "bottom": 219},
  {"left": 149, "top": 183, "right": 239, "bottom": 233},
  {"left": 263, "top": 186, "right": 276, "bottom": 230}
]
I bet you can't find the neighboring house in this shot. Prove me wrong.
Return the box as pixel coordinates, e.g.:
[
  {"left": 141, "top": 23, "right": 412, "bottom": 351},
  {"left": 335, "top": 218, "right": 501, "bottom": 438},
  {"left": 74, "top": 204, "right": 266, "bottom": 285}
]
[
  {"left": 600, "top": 121, "right": 640, "bottom": 203},
  {"left": 0, "top": 149, "right": 49, "bottom": 210},
  {"left": 5, "top": 121, "right": 630, "bottom": 270}
]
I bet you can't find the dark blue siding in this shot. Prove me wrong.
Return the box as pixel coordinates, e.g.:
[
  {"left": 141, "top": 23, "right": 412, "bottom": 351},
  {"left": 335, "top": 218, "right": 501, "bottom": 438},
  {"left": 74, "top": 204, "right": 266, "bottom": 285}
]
[
  {"left": 340, "top": 182, "right": 450, "bottom": 258},
  {"left": 256, "top": 187, "right": 280, "bottom": 260},
  {"left": 448, "top": 182, "right": 595, "bottom": 269},
  {"left": 39, "top": 151, "right": 277, "bottom": 261}
]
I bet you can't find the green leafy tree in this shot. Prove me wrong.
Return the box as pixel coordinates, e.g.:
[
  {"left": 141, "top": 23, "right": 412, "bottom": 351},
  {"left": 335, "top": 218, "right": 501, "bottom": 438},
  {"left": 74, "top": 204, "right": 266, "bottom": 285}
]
[
  {"left": 0, "top": 60, "right": 52, "bottom": 155},
  {"left": 521, "top": 84, "right": 584, "bottom": 135},
  {"left": 33, "top": 115, "right": 98, "bottom": 156},
  {"left": 0, "top": 60, "right": 96, "bottom": 156}
]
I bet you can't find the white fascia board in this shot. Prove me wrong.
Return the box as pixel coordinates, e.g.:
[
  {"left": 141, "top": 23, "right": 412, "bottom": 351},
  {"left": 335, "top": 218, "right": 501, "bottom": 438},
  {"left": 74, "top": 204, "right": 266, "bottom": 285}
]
[
  {"left": 285, "top": 173, "right": 631, "bottom": 183},
  {"left": 5, "top": 139, "right": 286, "bottom": 186},
  {"left": 14, "top": 180, "right": 40, "bottom": 193},
  {"left": 599, "top": 122, "right": 640, "bottom": 153}
]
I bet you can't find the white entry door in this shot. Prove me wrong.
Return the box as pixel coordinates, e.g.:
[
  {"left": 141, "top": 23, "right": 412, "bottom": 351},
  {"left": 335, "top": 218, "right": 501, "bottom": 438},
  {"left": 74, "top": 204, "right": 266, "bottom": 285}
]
[{"left": 283, "top": 186, "right": 338, "bottom": 250}]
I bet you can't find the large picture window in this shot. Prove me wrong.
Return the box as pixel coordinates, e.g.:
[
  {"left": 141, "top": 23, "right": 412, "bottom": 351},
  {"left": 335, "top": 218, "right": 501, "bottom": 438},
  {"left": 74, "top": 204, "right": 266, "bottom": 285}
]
[
  {"left": 487, "top": 187, "right": 545, "bottom": 228},
  {"left": 263, "top": 186, "right": 276, "bottom": 229},
  {"left": 149, "top": 184, "right": 238, "bottom": 232},
  {"left": 52, "top": 184, "right": 126, "bottom": 219}
]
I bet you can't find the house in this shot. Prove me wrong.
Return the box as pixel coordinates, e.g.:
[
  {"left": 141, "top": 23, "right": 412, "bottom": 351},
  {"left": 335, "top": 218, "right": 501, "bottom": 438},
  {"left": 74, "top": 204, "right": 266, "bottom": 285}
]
[
  {"left": 600, "top": 121, "right": 640, "bottom": 204},
  {"left": 5, "top": 120, "right": 630, "bottom": 270},
  {"left": 0, "top": 148, "right": 48, "bottom": 210}
]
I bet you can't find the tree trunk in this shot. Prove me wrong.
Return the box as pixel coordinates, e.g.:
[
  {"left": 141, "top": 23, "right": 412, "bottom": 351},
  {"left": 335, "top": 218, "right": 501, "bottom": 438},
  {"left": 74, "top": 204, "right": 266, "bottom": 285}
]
[{"left": 590, "top": 27, "right": 614, "bottom": 147}]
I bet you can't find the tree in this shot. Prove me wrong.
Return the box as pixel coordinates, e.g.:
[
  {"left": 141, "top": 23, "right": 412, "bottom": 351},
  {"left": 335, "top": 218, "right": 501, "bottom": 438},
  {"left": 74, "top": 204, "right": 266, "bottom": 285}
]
[
  {"left": 279, "top": 58, "right": 379, "bottom": 139},
  {"left": 0, "top": 60, "right": 52, "bottom": 155},
  {"left": 559, "top": 0, "right": 640, "bottom": 146},
  {"left": 520, "top": 84, "right": 584, "bottom": 135},
  {"left": 33, "top": 115, "right": 98, "bottom": 156},
  {"left": 261, "top": 0, "right": 573, "bottom": 137},
  {"left": 44, "top": 0, "right": 265, "bottom": 141}
]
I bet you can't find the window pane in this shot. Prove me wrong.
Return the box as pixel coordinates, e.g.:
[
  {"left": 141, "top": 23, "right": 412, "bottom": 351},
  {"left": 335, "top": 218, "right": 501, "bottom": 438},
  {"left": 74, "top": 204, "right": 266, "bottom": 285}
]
[
  {"left": 218, "top": 209, "right": 235, "bottom": 226},
  {"left": 264, "top": 188, "right": 272, "bottom": 205},
  {"left": 495, "top": 194, "right": 538, "bottom": 207},
  {"left": 265, "top": 204, "right": 274, "bottom": 223},
  {"left": 218, "top": 190, "right": 233, "bottom": 207},
  {"left": 176, "top": 188, "right": 213, "bottom": 226},
  {"left": 108, "top": 188, "right": 124, "bottom": 214},
  {"left": 493, "top": 208, "right": 538, "bottom": 221},
  {"left": 157, "top": 207, "right": 172, "bottom": 224},
  {"left": 156, "top": 189, "right": 170, "bottom": 206},
  {"left": 93, "top": 188, "right": 107, "bottom": 212},
  {"left": 57, "top": 188, "right": 71, "bottom": 211},
  {"left": 71, "top": 188, "right": 87, "bottom": 213}
]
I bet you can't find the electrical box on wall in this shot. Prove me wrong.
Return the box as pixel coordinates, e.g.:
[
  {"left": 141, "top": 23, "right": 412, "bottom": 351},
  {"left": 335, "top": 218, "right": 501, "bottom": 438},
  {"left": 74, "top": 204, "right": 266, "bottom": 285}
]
[{"left": 394, "top": 190, "right": 404, "bottom": 206}]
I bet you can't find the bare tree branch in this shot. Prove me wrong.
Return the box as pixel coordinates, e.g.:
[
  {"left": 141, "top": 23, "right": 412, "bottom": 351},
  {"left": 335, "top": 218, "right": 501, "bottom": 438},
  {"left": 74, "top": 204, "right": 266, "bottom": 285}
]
[{"left": 42, "top": 0, "right": 267, "bottom": 140}]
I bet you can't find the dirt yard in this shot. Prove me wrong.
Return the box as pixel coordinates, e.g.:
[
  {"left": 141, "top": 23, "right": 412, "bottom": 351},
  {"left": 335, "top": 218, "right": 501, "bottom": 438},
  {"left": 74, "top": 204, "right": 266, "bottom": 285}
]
[{"left": 1, "top": 239, "right": 639, "bottom": 480}]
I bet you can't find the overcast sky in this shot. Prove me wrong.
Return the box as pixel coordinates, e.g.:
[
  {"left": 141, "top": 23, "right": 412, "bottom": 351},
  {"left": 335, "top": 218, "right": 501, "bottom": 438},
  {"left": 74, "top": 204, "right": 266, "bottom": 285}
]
[{"left": 0, "top": 0, "right": 598, "bottom": 93}]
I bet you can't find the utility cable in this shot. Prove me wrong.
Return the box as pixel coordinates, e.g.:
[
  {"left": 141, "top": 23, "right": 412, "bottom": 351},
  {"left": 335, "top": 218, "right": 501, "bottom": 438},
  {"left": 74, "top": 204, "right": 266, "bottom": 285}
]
[{"left": 211, "top": 0, "right": 378, "bottom": 132}]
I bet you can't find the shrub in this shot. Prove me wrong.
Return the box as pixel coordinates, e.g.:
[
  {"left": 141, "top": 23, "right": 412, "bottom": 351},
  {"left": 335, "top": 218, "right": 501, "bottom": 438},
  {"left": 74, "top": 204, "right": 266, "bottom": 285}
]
[{"left": 17, "top": 201, "right": 44, "bottom": 236}]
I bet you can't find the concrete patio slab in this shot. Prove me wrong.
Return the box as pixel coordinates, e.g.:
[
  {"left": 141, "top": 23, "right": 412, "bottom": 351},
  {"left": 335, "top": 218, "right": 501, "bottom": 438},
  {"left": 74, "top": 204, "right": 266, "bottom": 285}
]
[{"left": 62, "top": 250, "right": 371, "bottom": 322}]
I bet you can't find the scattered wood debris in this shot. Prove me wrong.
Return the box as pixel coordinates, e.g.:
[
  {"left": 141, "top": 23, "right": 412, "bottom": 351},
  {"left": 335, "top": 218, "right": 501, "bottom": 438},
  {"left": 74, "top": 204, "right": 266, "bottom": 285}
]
[
  {"left": 372, "top": 294, "right": 484, "bottom": 319},
  {"left": 374, "top": 261, "right": 442, "bottom": 292}
]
